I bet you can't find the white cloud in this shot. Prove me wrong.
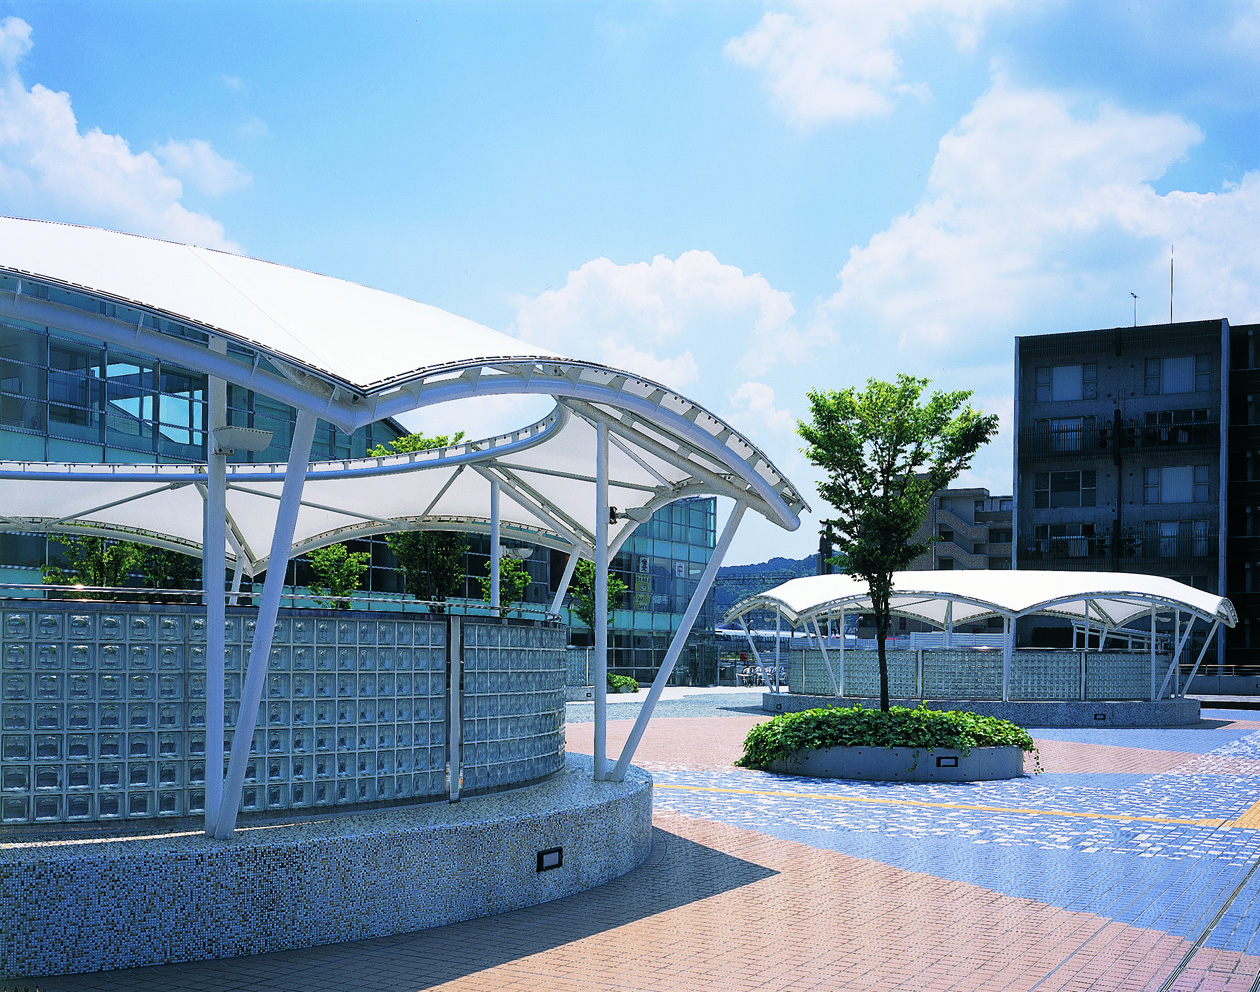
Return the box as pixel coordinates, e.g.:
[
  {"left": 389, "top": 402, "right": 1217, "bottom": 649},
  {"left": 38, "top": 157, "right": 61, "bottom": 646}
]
[
  {"left": 512, "top": 250, "right": 808, "bottom": 393},
  {"left": 220, "top": 74, "right": 246, "bottom": 92},
  {"left": 0, "top": 18, "right": 240, "bottom": 249},
  {"left": 154, "top": 138, "right": 252, "bottom": 196},
  {"left": 0, "top": 16, "right": 31, "bottom": 71},
  {"left": 825, "top": 77, "right": 1260, "bottom": 365},
  {"left": 726, "top": 0, "right": 1017, "bottom": 126},
  {"left": 727, "top": 381, "right": 796, "bottom": 436},
  {"left": 237, "top": 116, "right": 271, "bottom": 139}
]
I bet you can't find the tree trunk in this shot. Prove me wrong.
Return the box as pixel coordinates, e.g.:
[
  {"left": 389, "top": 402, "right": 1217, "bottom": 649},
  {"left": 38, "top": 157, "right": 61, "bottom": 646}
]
[{"left": 875, "top": 611, "right": 890, "bottom": 712}]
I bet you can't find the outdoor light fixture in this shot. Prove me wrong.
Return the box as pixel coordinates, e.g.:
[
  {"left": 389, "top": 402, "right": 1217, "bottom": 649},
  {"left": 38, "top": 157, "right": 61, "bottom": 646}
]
[
  {"left": 536, "top": 846, "right": 563, "bottom": 872},
  {"left": 212, "top": 425, "right": 274, "bottom": 454},
  {"left": 935, "top": 756, "right": 958, "bottom": 768}
]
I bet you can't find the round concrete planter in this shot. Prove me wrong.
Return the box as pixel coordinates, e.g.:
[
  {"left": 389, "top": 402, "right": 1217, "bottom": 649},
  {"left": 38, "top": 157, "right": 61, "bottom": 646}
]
[{"left": 768, "top": 744, "right": 1026, "bottom": 782}]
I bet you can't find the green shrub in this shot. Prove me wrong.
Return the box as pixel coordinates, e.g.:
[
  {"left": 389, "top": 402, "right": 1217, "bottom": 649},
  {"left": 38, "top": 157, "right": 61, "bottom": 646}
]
[
  {"left": 736, "top": 704, "right": 1037, "bottom": 770},
  {"left": 607, "top": 673, "right": 640, "bottom": 692}
]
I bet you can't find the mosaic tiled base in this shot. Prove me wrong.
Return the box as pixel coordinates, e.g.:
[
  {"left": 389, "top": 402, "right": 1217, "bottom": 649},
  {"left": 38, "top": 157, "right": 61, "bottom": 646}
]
[
  {"left": 0, "top": 753, "right": 651, "bottom": 979},
  {"left": 765, "top": 693, "right": 1200, "bottom": 727}
]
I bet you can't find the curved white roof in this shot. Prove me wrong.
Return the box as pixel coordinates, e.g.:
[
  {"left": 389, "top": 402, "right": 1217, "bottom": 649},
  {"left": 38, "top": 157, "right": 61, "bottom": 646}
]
[
  {"left": 725, "top": 571, "right": 1237, "bottom": 630},
  {"left": 0, "top": 216, "right": 564, "bottom": 391},
  {"left": 0, "top": 219, "right": 807, "bottom": 556}
]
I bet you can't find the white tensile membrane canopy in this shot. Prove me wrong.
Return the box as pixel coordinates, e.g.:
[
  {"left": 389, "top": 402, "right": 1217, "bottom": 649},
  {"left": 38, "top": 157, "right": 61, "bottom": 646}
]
[
  {"left": 0, "top": 402, "right": 775, "bottom": 574},
  {"left": 0, "top": 217, "right": 808, "bottom": 837},
  {"left": 725, "top": 571, "right": 1235, "bottom": 705},
  {"left": 725, "top": 571, "right": 1237, "bottom": 631}
]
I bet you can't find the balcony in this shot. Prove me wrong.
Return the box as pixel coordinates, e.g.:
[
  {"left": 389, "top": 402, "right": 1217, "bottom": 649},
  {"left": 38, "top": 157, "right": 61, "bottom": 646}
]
[
  {"left": 1019, "top": 420, "right": 1219, "bottom": 461},
  {"left": 1018, "top": 530, "right": 1218, "bottom": 571}
]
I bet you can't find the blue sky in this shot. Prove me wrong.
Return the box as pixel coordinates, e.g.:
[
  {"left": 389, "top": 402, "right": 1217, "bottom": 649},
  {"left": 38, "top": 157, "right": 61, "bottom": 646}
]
[{"left": 1, "top": 1, "right": 1257, "bottom": 563}]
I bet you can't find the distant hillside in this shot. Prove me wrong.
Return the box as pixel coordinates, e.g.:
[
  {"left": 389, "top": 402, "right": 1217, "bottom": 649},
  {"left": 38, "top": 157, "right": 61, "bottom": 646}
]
[{"left": 715, "top": 554, "right": 822, "bottom": 615}]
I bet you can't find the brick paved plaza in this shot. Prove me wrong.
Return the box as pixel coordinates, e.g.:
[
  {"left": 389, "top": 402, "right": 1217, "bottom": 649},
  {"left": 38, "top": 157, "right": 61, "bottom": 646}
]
[{"left": 31, "top": 689, "right": 1260, "bottom": 992}]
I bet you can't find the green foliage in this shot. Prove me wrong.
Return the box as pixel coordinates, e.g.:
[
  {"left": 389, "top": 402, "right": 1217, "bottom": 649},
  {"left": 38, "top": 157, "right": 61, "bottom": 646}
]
[
  {"left": 42, "top": 536, "right": 143, "bottom": 594},
  {"left": 607, "top": 673, "right": 639, "bottom": 692},
  {"left": 797, "top": 375, "right": 998, "bottom": 710},
  {"left": 368, "top": 431, "right": 466, "bottom": 457},
  {"left": 307, "top": 543, "right": 371, "bottom": 609},
  {"left": 479, "top": 555, "right": 531, "bottom": 607},
  {"left": 736, "top": 705, "right": 1038, "bottom": 770},
  {"left": 388, "top": 530, "right": 469, "bottom": 611},
  {"left": 139, "top": 547, "right": 201, "bottom": 591},
  {"left": 569, "top": 559, "right": 628, "bottom": 629},
  {"left": 371, "top": 430, "right": 471, "bottom": 613}
]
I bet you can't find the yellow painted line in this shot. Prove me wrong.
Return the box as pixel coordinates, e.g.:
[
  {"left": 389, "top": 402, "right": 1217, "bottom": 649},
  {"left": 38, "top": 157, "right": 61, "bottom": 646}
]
[{"left": 655, "top": 782, "right": 1258, "bottom": 830}]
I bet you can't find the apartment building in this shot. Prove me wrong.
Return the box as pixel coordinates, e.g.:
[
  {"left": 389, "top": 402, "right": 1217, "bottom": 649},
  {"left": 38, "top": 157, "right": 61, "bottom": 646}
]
[
  {"left": 1014, "top": 317, "right": 1260, "bottom": 667},
  {"left": 908, "top": 487, "right": 1013, "bottom": 570}
]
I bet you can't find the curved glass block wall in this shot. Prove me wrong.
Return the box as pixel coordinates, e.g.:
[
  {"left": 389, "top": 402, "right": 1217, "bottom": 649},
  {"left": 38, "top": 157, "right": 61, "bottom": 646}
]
[{"left": 0, "top": 604, "right": 566, "bottom": 826}]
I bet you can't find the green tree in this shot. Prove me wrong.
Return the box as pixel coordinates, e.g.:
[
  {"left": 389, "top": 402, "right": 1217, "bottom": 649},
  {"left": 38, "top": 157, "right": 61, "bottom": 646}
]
[
  {"left": 307, "top": 543, "right": 371, "bottom": 609},
  {"left": 370, "top": 431, "right": 470, "bottom": 613},
  {"left": 139, "top": 546, "right": 201, "bottom": 592},
  {"left": 42, "top": 535, "right": 144, "bottom": 597},
  {"left": 479, "top": 555, "right": 531, "bottom": 608},
  {"left": 389, "top": 531, "right": 469, "bottom": 610},
  {"left": 368, "top": 431, "right": 466, "bottom": 457},
  {"left": 569, "top": 558, "right": 628, "bottom": 631},
  {"left": 798, "top": 375, "right": 999, "bottom": 711}
]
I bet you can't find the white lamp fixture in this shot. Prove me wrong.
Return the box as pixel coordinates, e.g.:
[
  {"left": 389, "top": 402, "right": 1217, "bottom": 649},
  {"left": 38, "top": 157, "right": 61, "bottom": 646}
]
[{"left": 213, "top": 426, "right": 274, "bottom": 454}]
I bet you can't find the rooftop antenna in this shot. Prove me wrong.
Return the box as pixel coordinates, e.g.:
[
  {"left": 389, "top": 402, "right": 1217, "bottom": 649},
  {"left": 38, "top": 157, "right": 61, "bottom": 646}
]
[
  {"left": 1169, "top": 244, "right": 1174, "bottom": 323},
  {"left": 1130, "top": 291, "right": 1138, "bottom": 327}
]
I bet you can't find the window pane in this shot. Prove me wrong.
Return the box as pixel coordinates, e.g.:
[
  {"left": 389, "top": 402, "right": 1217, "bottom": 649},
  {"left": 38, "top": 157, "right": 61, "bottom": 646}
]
[
  {"left": 1051, "top": 365, "right": 1082, "bottom": 401},
  {"left": 1162, "top": 465, "right": 1193, "bottom": 503},
  {"left": 1163, "top": 356, "right": 1194, "bottom": 394}
]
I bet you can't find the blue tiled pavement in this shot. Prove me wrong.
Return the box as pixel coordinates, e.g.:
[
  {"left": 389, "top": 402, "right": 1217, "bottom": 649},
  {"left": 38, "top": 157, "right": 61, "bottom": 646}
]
[{"left": 651, "top": 722, "right": 1260, "bottom": 957}]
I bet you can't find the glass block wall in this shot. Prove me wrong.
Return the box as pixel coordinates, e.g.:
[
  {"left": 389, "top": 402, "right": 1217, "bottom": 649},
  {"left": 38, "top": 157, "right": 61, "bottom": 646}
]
[
  {"left": 784, "top": 647, "right": 1166, "bottom": 701},
  {"left": 0, "top": 604, "right": 566, "bottom": 826},
  {"left": 461, "top": 622, "right": 566, "bottom": 793}
]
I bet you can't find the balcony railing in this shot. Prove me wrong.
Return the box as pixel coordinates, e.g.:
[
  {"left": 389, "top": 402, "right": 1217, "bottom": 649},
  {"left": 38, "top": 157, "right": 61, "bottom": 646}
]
[
  {"left": 1019, "top": 420, "right": 1219, "bottom": 460},
  {"left": 1018, "top": 531, "right": 1217, "bottom": 569}
]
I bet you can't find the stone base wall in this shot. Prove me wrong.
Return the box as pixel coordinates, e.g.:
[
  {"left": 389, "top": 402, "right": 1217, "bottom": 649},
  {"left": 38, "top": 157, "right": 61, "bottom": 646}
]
[{"left": 1, "top": 754, "right": 652, "bottom": 979}]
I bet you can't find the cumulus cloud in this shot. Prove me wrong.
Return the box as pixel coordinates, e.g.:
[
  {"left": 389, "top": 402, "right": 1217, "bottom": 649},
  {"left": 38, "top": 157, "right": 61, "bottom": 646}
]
[
  {"left": 726, "top": 0, "right": 1017, "bottom": 126},
  {"left": 154, "top": 138, "right": 252, "bottom": 196},
  {"left": 0, "top": 18, "right": 242, "bottom": 249},
  {"left": 512, "top": 250, "right": 811, "bottom": 394},
  {"left": 727, "top": 381, "right": 796, "bottom": 436},
  {"left": 0, "top": 16, "right": 31, "bottom": 71},
  {"left": 825, "top": 76, "right": 1260, "bottom": 364}
]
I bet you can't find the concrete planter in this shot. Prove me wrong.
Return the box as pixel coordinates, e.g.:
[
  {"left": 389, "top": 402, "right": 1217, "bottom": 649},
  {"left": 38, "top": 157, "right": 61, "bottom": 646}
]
[{"left": 768, "top": 744, "right": 1026, "bottom": 782}]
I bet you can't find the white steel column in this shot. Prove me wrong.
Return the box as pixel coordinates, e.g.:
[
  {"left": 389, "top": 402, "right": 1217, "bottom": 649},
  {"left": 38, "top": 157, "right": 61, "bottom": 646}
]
[
  {"left": 1158, "top": 615, "right": 1195, "bottom": 700},
  {"left": 1002, "top": 615, "right": 1012, "bottom": 701},
  {"left": 811, "top": 616, "right": 840, "bottom": 697},
  {"left": 593, "top": 421, "right": 609, "bottom": 781},
  {"left": 1150, "top": 603, "right": 1158, "bottom": 702},
  {"left": 945, "top": 602, "right": 953, "bottom": 649},
  {"left": 775, "top": 607, "right": 782, "bottom": 693},
  {"left": 229, "top": 562, "right": 244, "bottom": 605},
  {"left": 739, "top": 617, "right": 768, "bottom": 686},
  {"left": 1182, "top": 620, "right": 1221, "bottom": 695},
  {"left": 838, "top": 608, "right": 845, "bottom": 695},
  {"left": 202, "top": 341, "right": 227, "bottom": 837},
  {"left": 610, "top": 503, "right": 746, "bottom": 782},
  {"left": 213, "top": 410, "right": 317, "bottom": 839},
  {"left": 489, "top": 479, "right": 501, "bottom": 615},
  {"left": 549, "top": 547, "right": 580, "bottom": 615}
]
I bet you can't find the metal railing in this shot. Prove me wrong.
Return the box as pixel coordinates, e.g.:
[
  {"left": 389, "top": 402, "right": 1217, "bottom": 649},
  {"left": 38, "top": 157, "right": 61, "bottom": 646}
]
[
  {"left": 0, "top": 582, "right": 562, "bottom": 621},
  {"left": 1019, "top": 420, "right": 1219, "bottom": 460}
]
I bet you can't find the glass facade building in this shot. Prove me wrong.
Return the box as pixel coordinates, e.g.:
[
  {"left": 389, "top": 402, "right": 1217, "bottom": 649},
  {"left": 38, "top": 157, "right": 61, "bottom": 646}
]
[{"left": 0, "top": 311, "right": 719, "bottom": 684}]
